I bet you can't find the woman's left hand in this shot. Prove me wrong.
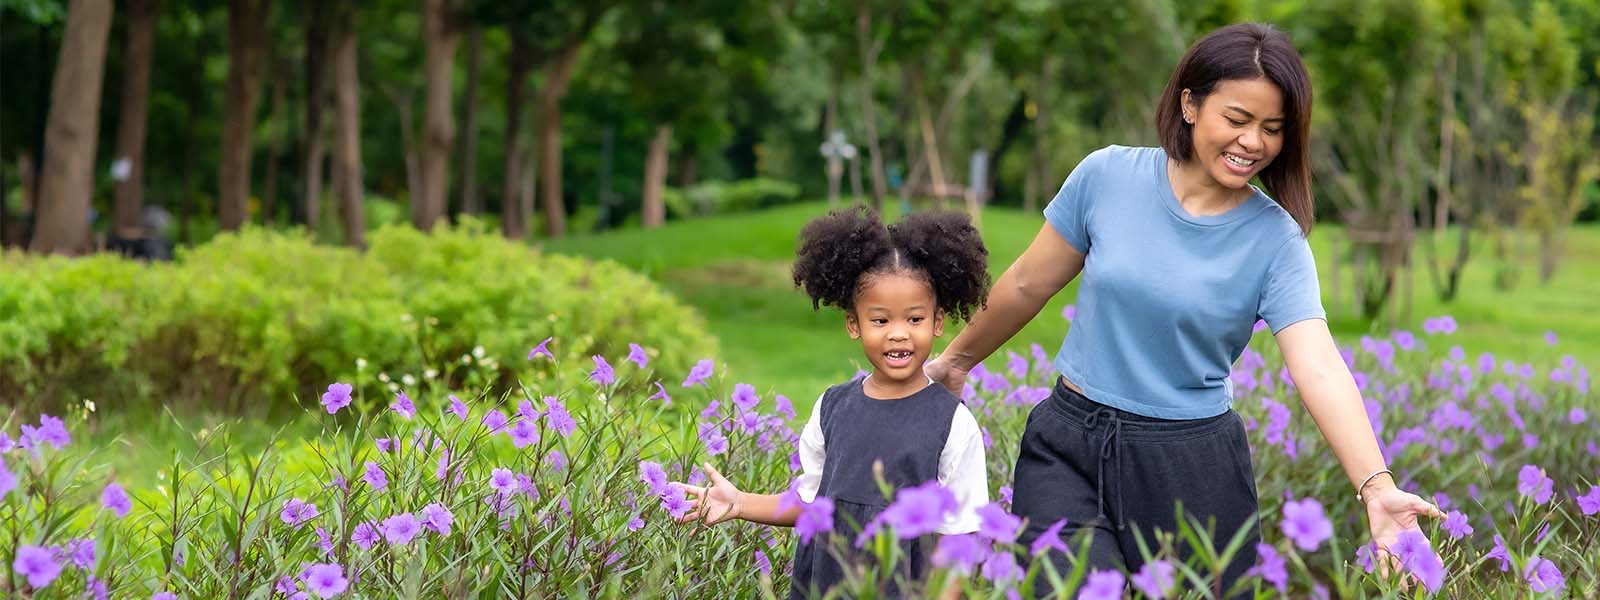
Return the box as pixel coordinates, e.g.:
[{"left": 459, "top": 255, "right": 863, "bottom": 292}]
[{"left": 1364, "top": 483, "right": 1443, "bottom": 565}]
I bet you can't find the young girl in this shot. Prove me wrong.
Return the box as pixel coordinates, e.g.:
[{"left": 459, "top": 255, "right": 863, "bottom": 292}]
[{"left": 673, "top": 207, "right": 992, "bottom": 598}]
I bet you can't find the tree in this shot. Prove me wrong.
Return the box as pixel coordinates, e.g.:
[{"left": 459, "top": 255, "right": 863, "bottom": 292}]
[
  {"left": 414, "top": 0, "right": 462, "bottom": 231},
  {"left": 30, "top": 0, "right": 115, "bottom": 255},
  {"left": 300, "top": 0, "right": 332, "bottom": 230},
  {"left": 218, "top": 0, "right": 271, "bottom": 231},
  {"left": 110, "top": 0, "right": 159, "bottom": 242},
  {"left": 456, "top": 25, "right": 483, "bottom": 215},
  {"left": 332, "top": 4, "right": 365, "bottom": 248}
]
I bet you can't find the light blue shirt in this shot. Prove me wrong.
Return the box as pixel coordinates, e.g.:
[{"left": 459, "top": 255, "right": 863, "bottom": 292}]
[{"left": 1044, "top": 145, "right": 1325, "bottom": 419}]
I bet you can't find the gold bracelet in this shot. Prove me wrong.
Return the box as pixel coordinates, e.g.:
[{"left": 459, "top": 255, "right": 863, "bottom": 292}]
[{"left": 1355, "top": 468, "right": 1393, "bottom": 503}]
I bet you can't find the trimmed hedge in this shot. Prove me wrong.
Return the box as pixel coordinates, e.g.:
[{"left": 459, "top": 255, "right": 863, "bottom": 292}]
[{"left": 0, "top": 220, "right": 715, "bottom": 415}]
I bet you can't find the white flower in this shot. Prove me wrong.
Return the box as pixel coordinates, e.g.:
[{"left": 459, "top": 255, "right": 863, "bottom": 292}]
[{"left": 402, "top": 374, "right": 417, "bottom": 387}]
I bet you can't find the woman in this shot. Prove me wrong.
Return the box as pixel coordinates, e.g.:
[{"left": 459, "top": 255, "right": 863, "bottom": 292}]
[{"left": 924, "top": 23, "right": 1440, "bottom": 595}]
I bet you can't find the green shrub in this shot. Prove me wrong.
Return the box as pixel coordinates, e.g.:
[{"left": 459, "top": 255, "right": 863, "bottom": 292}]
[
  {"left": 0, "top": 224, "right": 715, "bottom": 415},
  {"left": 664, "top": 178, "right": 803, "bottom": 219}
]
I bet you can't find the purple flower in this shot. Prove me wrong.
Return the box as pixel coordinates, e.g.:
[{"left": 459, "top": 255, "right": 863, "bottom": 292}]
[
  {"left": 314, "top": 526, "right": 335, "bottom": 557},
  {"left": 795, "top": 497, "right": 835, "bottom": 543},
  {"left": 975, "top": 502, "right": 1022, "bottom": 543},
  {"left": 1517, "top": 465, "right": 1555, "bottom": 504},
  {"left": 1523, "top": 557, "right": 1564, "bottom": 593},
  {"left": 63, "top": 538, "right": 96, "bottom": 569},
  {"left": 1355, "top": 542, "right": 1378, "bottom": 573},
  {"left": 153, "top": 592, "right": 178, "bottom": 600},
  {"left": 321, "top": 383, "right": 353, "bottom": 414},
  {"left": 773, "top": 395, "right": 796, "bottom": 420},
  {"left": 102, "top": 482, "right": 132, "bottom": 518},
  {"left": 546, "top": 450, "right": 568, "bottom": 472},
  {"left": 640, "top": 461, "right": 670, "bottom": 496},
  {"left": 1246, "top": 543, "right": 1287, "bottom": 592},
  {"left": 649, "top": 382, "right": 672, "bottom": 405},
  {"left": 661, "top": 486, "right": 693, "bottom": 519},
  {"left": 1061, "top": 304, "right": 1076, "bottom": 321},
  {"left": 448, "top": 395, "right": 469, "bottom": 420},
  {"left": 545, "top": 397, "right": 576, "bottom": 437},
  {"left": 754, "top": 549, "right": 771, "bottom": 575},
  {"left": 590, "top": 355, "right": 615, "bottom": 386},
  {"left": 280, "top": 498, "right": 318, "bottom": 527},
  {"left": 1007, "top": 351, "right": 1029, "bottom": 379},
  {"left": 490, "top": 468, "right": 519, "bottom": 495},
  {"left": 375, "top": 437, "right": 393, "bottom": 453},
  {"left": 420, "top": 503, "right": 454, "bottom": 535},
  {"left": 731, "top": 383, "right": 760, "bottom": 412},
  {"left": 882, "top": 481, "right": 957, "bottom": 539},
  {"left": 507, "top": 419, "right": 540, "bottom": 448},
  {"left": 703, "top": 430, "right": 729, "bottom": 455},
  {"left": 1441, "top": 510, "right": 1473, "bottom": 539},
  {"left": 1570, "top": 408, "right": 1587, "bottom": 424},
  {"left": 628, "top": 514, "right": 645, "bottom": 531},
  {"left": 25, "top": 414, "right": 71, "bottom": 451},
  {"left": 1576, "top": 486, "right": 1600, "bottom": 515},
  {"left": 1030, "top": 519, "right": 1068, "bottom": 556},
  {"left": 1487, "top": 534, "right": 1511, "bottom": 571},
  {"left": 382, "top": 513, "right": 422, "bottom": 545},
  {"left": 351, "top": 522, "right": 380, "bottom": 549},
  {"left": 12, "top": 544, "right": 61, "bottom": 588},
  {"left": 1077, "top": 569, "right": 1125, "bottom": 600},
  {"left": 527, "top": 337, "right": 554, "bottom": 360},
  {"left": 1281, "top": 497, "right": 1333, "bottom": 551},
  {"left": 1544, "top": 331, "right": 1559, "bottom": 345},
  {"left": 1391, "top": 530, "right": 1445, "bottom": 591},
  {"left": 482, "top": 409, "right": 508, "bottom": 433},
  {"left": 627, "top": 343, "right": 649, "bottom": 368},
  {"left": 302, "top": 562, "right": 348, "bottom": 598},
  {"left": 391, "top": 391, "right": 416, "bottom": 420},
  {"left": 682, "top": 359, "right": 715, "bottom": 387},
  {"left": 931, "top": 534, "right": 988, "bottom": 574},
  {"left": 1132, "top": 560, "right": 1176, "bottom": 600},
  {"left": 0, "top": 460, "right": 14, "bottom": 500},
  {"left": 362, "top": 462, "right": 388, "bottom": 491},
  {"left": 980, "top": 551, "right": 1022, "bottom": 584}
]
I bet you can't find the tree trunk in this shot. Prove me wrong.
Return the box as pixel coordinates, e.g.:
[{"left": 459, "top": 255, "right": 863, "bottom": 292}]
[
  {"left": 262, "top": 65, "right": 286, "bottom": 225},
  {"left": 111, "top": 0, "right": 158, "bottom": 240},
  {"left": 855, "top": 5, "right": 888, "bottom": 211},
  {"left": 415, "top": 0, "right": 458, "bottom": 231},
  {"left": 386, "top": 86, "right": 422, "bottom": 209},
  {"left": 676, "top": 151, "right": 697, "bottom": 188},
  {"left": 332, "top": 17, "right": 365, "bottom": 249},
  {"left": 457, "top": 25, "right": 483, "bottom": 216},
  {"left": 538, "top": 42, "right": 582, "bottom": 238},
  {"left": 218, "top": 0, "right": 270, "bottom": 231},
  {"left": 30, "top": 0, "right": 115, "bottom": 255},
  {"left": 500, "top": 32, "right": 531, "bottom": 239},
  {"left": 642, "top": 124, "right": 671, "bottom": 229},
  {"left": 301, "top": 0, "right": 331, "bottom": 230}
]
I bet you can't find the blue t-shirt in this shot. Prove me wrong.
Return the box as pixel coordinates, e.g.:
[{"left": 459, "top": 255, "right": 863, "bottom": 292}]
[{"left": 1044, "top": 145, "right": 1325, "bottom": 419}]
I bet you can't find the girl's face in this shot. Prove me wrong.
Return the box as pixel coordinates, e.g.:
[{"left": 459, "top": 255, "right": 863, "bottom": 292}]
[
  {"left": 1182, "top": 77, "right": 1285, "bottom": 190},
  {"left": 845, "top": 271, "right": 945, "bottom": 390}
]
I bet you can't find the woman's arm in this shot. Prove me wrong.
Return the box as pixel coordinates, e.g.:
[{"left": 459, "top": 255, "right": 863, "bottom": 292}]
[
  {"left": 1276, "top": 320, "right": 1442, "bottom": 545},
  {"left": 928, "top": 224, "right": 1085, "bottom": 391}
]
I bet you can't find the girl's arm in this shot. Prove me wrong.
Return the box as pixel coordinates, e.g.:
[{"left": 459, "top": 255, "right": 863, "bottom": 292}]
[
  {"left": 1276, "top": 320, "right": 1443, "bottom": 547},
  {"left": 673, "top": 464, "right": 804, "bottom": 526},
  {"left": 928, "top": 224, "right": 1084, "bottom": 392}
]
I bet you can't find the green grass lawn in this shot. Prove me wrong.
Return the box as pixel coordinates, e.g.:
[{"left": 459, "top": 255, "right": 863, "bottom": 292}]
[{"left": 544, "top": 201, "right": 1600, "bottom": 407}]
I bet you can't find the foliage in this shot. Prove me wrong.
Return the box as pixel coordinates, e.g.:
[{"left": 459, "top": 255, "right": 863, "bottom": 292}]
[
  {"left": 2, "top": 318, "right": 1597, "bottom": 597},
  {"left": 0, "top": 223, "right": 715, "bottom": 414}
]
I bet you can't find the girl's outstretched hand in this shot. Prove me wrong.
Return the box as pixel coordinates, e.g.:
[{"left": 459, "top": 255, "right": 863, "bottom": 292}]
[
  {"left": 672, "top": 463, "right": 742, "bottom": 525},
  {"left": 925, "top": 356, "right": 969, "bottom": 396}
]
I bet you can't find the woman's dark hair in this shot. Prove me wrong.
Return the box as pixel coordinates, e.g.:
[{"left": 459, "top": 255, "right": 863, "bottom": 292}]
[
  {"left": 1156, "top": 22, "right": 1315, "bottom": 235},
  {"left": 792, "top": 206, "right": 990, "bottom": 322}
]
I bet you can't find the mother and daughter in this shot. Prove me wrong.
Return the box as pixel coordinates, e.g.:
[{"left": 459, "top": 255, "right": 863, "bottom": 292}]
[{"left": 673, "top": 23, "right": 1440, "bottom": 598}]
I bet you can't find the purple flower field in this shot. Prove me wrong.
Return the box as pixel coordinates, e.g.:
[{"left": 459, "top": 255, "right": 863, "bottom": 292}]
[{"left": 1, "top": 315, "right": 1596, "bottom": 598}]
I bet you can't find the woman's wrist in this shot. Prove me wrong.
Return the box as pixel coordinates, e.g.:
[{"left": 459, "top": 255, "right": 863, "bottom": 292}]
[{"left": 1358, "top": 470, "right": 1396, "bottom": 506}]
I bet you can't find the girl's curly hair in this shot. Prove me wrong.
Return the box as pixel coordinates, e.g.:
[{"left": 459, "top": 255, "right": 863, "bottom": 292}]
[{"left": 791, "top": 206, "right": 990, "bottom": 322}]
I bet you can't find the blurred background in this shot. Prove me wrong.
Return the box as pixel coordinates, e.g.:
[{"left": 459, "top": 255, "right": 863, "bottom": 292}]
[{"left": 1, "top": 0, "right": 1596, "bottom": 477}]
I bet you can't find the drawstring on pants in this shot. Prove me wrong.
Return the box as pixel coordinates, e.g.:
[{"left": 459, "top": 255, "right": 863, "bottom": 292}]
[{"left": 1083, "top": 407, "right": 1125, "bottom": 530}]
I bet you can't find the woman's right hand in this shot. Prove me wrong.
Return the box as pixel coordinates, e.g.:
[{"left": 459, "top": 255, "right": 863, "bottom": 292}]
[
  {"left": 925, "top": 356, "right": 969, "bottom": 396},
  {"left": 672, "top": 463, "right": 743, "bottom": 525}
]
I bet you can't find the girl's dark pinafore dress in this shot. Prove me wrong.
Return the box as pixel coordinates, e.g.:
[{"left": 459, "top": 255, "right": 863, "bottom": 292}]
[{"left": 790, "top": 378, "right": 960, "bottom": 599}]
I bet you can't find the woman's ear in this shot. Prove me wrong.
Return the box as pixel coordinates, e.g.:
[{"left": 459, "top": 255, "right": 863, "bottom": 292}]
[
  {"left": 1180, "top": 88, "right": 1197, "bottom": 124},
  {"left": 845, "top": 311, "right": 861, "bottom": 340}
]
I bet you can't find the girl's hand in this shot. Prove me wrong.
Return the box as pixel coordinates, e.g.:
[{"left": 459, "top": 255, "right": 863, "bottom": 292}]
[
  {"left": 673, "top": 463, "right": 743, "bottom": 525},
  {"left": 925, "top": 356, "right": 969, "bottom": 396}
]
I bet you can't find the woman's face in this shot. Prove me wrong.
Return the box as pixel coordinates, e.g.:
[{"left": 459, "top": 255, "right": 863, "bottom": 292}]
[{"left": 1182, "top": 77, "right": 1285, "bottom": 190}]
